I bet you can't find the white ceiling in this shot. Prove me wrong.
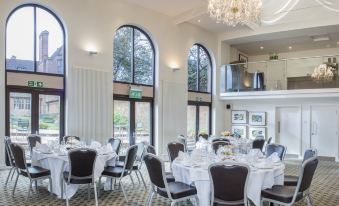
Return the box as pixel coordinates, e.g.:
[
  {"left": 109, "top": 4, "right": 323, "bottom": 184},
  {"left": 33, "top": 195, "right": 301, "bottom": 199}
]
[
  {"left": 231, "top": 26, "right": 339, "bottom": 55},
  {"left": 125, "top": 0, "right": 206, "bottom": 17}
]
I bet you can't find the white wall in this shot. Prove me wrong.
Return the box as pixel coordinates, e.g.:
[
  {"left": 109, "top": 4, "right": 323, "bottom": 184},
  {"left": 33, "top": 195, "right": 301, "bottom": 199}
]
[{"left": 0, "top": 0, "right": 224, "bottom": 166}]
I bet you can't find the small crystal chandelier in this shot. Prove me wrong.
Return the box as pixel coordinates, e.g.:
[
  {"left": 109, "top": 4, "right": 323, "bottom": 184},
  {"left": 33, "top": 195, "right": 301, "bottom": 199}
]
[
  {"left": 311, "top": 64, "right": 335, "bottom": 82},
  {"left": 208, "top": 0, "right": 263, "bottom": 26}
]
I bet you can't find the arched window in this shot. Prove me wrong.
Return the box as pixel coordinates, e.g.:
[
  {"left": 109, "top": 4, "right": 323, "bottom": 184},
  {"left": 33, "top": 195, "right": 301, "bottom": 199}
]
[
  {"left": 113, "top": 25, "right": 155, "bottom": 150},
  {"left": 113, "top": 25, "right": 155, "bottom": 86},
  {"left": 6, "top": 4, "right": 65, "bottom": 75},
  {"left": 187, "top": 44, "right": 212, "bottom": 137},
  {"left": 5, "top": 4, "right": 66, "bottom": 145},
  {"left": 188, "top": 44, "right": 212, "bottom": 93}
]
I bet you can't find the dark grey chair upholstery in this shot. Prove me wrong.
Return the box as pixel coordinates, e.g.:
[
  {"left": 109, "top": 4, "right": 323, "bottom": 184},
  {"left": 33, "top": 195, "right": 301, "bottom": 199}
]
[
  {"left": 167, "top": 142, "right": 185, "bottom": 163},
  {"left": 199, "top": 133, "right": 209, "bottom": 140},
  {"left": 4, "top": 136, "right": 15, "bottom": 186},
  {"left": 252, "top": 139, "right": 266, "bottom": 151},
  {"left": 265, "top": 144, "right": 287, "bottom": 161},
  {"left": 145, "top": 145, "right": 175, "bottom": 183},
  {"left": 143, "top": 154, "right": 199, "bottom": 206},
  {"left": 63, "top": 148, "right": 98, "bottom": 206},
  {"left": 27, "top": 134, "right": 41, "bottom": 151},
  {"left": 284, "top": 149, "right": 317, "bottom": 186},
  {"left": 108, "top": 138, "right": 121, "bottom": 155},
  {"left": 212, "top": 141, "right": 231, "bottom": 153},
  {"left": 99, "top": 145, "right": 138, "bottom": 202},
  {"left": 10, "top": 143, "right": 52, "bottom": 201},
  {"left": 212, "top": 138, "right": 230, "bottom": 143},
  {"left": 261, "top": 157, "right": 319, "bottom": 206},
  {"left": 209, "top": 162, "right": 250, "bottom": 206}
]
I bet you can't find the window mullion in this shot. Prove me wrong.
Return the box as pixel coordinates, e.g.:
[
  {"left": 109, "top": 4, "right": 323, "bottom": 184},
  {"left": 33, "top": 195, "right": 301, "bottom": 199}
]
[
  {"left": 197, "top": 46, "right": 200, "bottom": 92},
  {"left": 33, "top": 6, "right": 37, "bottom": 73},
  {"left": 132, "top": 28, "right": 135, "bottom": 84}
]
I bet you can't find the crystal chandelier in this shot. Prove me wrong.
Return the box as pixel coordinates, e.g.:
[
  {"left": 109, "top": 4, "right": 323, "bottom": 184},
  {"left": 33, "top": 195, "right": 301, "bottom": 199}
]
[
  {"left": 208, "top": 0, "right": 263, "bottom": 26},
  {"left": 311, "top": 64, "right": 335, "bottom": 82}
]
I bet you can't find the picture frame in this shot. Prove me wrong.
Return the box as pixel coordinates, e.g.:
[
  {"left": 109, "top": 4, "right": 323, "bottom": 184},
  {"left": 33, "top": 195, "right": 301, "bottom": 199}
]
[
  {"left": 232, "top": 125, "right": 247, "bottom": 138},
  {"left": 231, "top": 110, "right": 247, "bottom": 124},
  {"left": 249, "top": 112, "right": 266, "bottom": 126},
  {"left": 239, "top": 53, "right": 248, "bottom": 63},
  {"left": 249, "top": 127, "right": 266, "bottom": 140}
]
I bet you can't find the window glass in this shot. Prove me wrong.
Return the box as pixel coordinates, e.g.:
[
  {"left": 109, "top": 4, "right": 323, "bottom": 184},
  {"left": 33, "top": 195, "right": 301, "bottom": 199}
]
[
  {"left": 113, "top": 26, "right": 154, "bottom": 85},
  {"left": 36, "top": 8, "right": 64, "bottom": 74},
  {"left": 113, "top": 27, "right": 133, "bottom": 83},
  {"left": 6, "top": 7, "right": 34, "bottom": 72},
  {"left": 187, "top": 44, "right": 211, "bottom": 92},
  {"left": 6, "top": 5, "right": 65, "bottom": 74}
]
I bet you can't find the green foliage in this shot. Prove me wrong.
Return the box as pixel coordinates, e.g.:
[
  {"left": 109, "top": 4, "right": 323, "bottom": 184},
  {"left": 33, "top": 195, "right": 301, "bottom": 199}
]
[
  {"left": 113, "top": 27, "right": 153, "bottom": 85},
  {"left": 39, "top": 123, "right": 49, "bottom": 129},
  {"left": 114, "top": 112, "right": 128, "bottom": 126}
]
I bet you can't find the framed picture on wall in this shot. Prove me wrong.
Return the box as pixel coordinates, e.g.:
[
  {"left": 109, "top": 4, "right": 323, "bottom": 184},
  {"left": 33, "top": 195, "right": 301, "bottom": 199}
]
[
  {"left": 239, "top": 53, "right": 248, "bottom": 63},
  {"left": 231, "top": 110, "right": 247, "bottom": 124},
  {"left": 249, "top": 112, "right": 266, "bottom": 126},
  {"left": 249, "top": 127, "right": 266, "bottom": 140},
  {"left": 232, "top": 125, "right": 247, "bottom": 138}
]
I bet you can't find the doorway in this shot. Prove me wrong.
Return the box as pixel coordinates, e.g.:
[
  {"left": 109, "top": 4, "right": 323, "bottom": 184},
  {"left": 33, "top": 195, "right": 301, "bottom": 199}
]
[{"left": 6, "top": 87, "right": 64, "bottom": 144}]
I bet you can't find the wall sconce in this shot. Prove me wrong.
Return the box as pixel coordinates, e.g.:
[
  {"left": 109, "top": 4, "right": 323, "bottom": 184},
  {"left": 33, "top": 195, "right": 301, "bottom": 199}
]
[{"left": 172, "top": 67, "right": 180, "bottom": 72}]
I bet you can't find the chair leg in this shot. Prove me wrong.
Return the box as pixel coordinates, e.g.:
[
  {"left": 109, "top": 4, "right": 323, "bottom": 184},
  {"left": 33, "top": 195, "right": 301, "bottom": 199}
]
[
  {"left": 129, "top": 174, "right": 135, "bottom": 187},
  {"left": 49, "top": 177, "right": 53, "bottom": 194},
  {"left": 119, "top": 180, "right": 128, "bottom": 202},
  {"left": 65, "top": 182, "right": 69, "bottom": 206},
  {"left": 98, "top": 176, "right": 102, "bottom": 197},
  {"left": 35, "top": 180, "right": 38, "bottom": 191},
  {"left": 138, "top": 170, "right": 147, "bottom": 189},
  {"left": 93, "top": 182, "right": 98, "bottom": 206},
  {"left": 5, "top": 167, "right": 13, "bottom": 186},
  {"left": 194, "top": 195, "right": 200, "bottom": 206},
  {"left": 170, "top": 201, "right": 176, "bottom": 206},
  {"left": 12, "top": 173, "right": 19, "bottom": 197},
  {"left": 134, "top": 170, "right": 141, "bottom": 184},
  {"left": 11, "top": 168, "right": 16, "bottom": 180},
  {"left": 87, "top": 184, "right": 91, "bottom": 199},
  {"left": 307, "top": 194, "right": 314, "bottom": 206},
  {"left": 148, "top": 191, "right": 155, "bottom": 206},
  {"left": 26, "top": 180, "right": 33, "bottom": 201}
]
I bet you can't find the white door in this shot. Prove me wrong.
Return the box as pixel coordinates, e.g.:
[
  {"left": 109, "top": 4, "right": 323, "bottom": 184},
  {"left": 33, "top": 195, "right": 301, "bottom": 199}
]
[
  {"left": 276, "top": 106, "right": 302, "bottom": 157},
  {"left": 310, "top": 105, "right": 338, "bottom": 158}
]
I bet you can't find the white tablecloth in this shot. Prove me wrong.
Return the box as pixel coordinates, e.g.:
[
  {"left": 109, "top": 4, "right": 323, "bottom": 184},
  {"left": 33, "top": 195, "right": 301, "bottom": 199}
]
[
  {"left": 32, "top": 150, "right": 117, "bottom": 199},
  {"left": 172, "top": 160, "right": 284, "bottom": 206}
]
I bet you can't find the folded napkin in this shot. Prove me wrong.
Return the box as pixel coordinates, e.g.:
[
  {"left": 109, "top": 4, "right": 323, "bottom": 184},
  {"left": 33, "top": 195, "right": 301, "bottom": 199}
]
[
  {"left": 36, "top": 144, "right": 51, "bottom": 153},
  {"left": 99, "top": 143, "right": 114, "bottom": 154},
  {"left": 90, "top": 141, "right": 102, "bottom": 149},
  {"left": 267, "top": 152, "right": 281, "bottom": 163}
]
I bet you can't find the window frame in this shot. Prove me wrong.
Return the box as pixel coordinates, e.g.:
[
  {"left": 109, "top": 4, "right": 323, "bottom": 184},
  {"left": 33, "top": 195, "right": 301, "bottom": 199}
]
[
  {"left": 188, "top": 44, "right": 212, "bottom": 94},
  {"left": 5, "top": 3, "right": 66, "bottom": 77},
  {"left": 187, "top": 101, "right": 212, "bottom": 136},
  {"left": 113, "top": 25, "right": 155, "bottom": 87}
]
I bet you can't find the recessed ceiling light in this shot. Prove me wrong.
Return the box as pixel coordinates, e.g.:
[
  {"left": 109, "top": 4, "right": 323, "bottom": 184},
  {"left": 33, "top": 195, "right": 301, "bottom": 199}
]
[
  {"left": 337, "top": 41, "right": 339, "bottom": 44},
  {"left": 288, "top": 46, "right": 292, "bottom": 50},
  {"left": 197, "top": 19, "right": 201, "bottom": 23},
  {"left": 311, "top": 35, "right": 330, "bottom": 42},
  {"left": 260, "top": 46, "right": 264, "bottom": 50}
]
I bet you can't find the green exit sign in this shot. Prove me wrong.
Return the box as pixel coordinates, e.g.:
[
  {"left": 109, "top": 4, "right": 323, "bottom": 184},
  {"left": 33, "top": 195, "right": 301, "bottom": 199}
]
[
  {"left": 129, "top": 87, "right": 142, "bottom": 99},
  {"left": 27, "top": 80, "right": 44, "bottom": 88}
]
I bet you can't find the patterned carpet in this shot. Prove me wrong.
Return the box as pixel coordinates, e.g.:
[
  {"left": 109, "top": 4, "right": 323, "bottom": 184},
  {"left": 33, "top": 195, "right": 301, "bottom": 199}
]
[{"left": 0, "top": 160, "right": 339, "bottom": 206}]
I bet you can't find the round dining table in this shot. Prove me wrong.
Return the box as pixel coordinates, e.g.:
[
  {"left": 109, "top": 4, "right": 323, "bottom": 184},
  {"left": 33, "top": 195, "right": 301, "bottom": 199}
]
[
  {"left": 172, "top": 158, "right": 285, "bottom": 206},
  {"left": 32, "top": 148, "right": 117, "bottom": 199}
]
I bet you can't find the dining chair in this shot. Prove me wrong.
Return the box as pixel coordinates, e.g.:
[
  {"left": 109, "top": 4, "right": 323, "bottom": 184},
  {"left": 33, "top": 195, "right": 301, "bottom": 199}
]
[
  {"left": 267, "top": 137, "right": 273, "bottom": 144},
  {"left": 261, "top": 156, "right": 319, "bottom": 206},
  {"left": 145, "top": 145, "right": 175, "bottom": 183},
  {"left": 252, "top": 139, "right": 266, "bottom": 151},
  {"left": 265, "top": 144, "right": 287, "bottom": 161},
  {"left": 167, "top": 141, "right": 185, "bottom": 163},
  {"left": 63, "top": 148, "right": 98, "bottom": 206},
  {"left": 108, "top": 138, "right": 121, "bottom": 155},
  {"left": 209, "top": 162, "right": 250, "bottom": 206},
  {"left": 143, "top": 153, "right": 199, "bottom": 206},
  {"left": 27, "top": 134, "right": 41, "bottom": 151},
  {"left": 63, "top": 136, "right": 80, "bottom": 144},
  {"left": 10, "top": 143, "right": 52, "bottom": 201},
  {"left": 98, "top": 145, "right": 138, "bottom": 202},
  {"left": 199, "top": 133, "right": 209, "bottom": 140},
  {"left": 212, "top": 141, "right": 231, "bottom": 153},
  {"left": 4, "top": 136, "right": 16, "bottom": 186},
  {"left": 284, "top": 149, "right": 317, "bottom": 186},
  {"left": 212, "top": 137, "right": 230, "bottom": 143},
  {"left": 131, "top": 142, "right": 147, "bottom": 189}
]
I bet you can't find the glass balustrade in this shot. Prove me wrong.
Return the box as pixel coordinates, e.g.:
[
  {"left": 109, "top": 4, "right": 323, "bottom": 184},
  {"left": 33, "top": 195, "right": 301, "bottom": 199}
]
[{"left": 221, "top": 55, "right": 339, "bottom": 93}]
